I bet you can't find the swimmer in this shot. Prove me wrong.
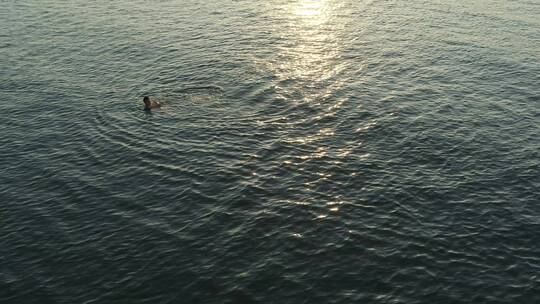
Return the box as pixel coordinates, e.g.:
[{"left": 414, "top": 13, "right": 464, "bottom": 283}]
[{"left": 143, "top": 96, "right": 161, "bottom": 110}]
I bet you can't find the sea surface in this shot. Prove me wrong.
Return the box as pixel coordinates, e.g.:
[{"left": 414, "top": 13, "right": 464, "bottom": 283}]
[{"left": 1, "top": 0, "right": 539, "bottom": 303}]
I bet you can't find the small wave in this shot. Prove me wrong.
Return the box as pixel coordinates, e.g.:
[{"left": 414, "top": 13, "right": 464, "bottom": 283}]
[{"left": 171, "top": 85, "right": 224, "bottom": 94}]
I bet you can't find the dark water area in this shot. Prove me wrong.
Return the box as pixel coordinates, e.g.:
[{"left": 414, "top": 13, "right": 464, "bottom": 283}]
[{"left": 1, "top": 0, "right": 539, "bottom": 303}]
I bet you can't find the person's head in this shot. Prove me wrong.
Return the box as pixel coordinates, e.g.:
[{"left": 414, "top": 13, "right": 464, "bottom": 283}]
[{"left": 143, "top": 96, "right": 150, "bottom": 107}]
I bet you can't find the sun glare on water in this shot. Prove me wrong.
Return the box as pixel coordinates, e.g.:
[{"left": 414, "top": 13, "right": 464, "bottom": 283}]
[
  {"left": 293, "top": 0, "right": 331, "bottom": 25},
  {"left": 270, "top": 0, "right": 342, "bottom": 83}
]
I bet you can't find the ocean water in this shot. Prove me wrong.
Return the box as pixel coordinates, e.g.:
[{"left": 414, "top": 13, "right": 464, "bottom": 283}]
[{"left": 1, "top": 0, "right": 539, "bottom": 303}]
